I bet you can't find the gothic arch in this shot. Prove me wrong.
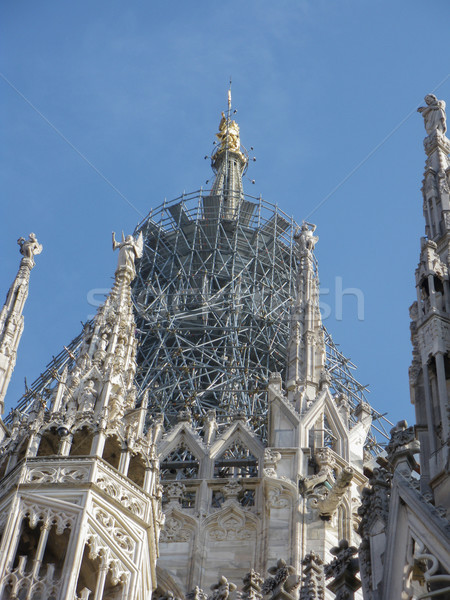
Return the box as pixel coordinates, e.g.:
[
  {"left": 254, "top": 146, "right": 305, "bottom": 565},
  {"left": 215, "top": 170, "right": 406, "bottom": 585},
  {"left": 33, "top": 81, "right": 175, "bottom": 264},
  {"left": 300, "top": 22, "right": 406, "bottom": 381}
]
[
  {"left": 209, "top": 422, "right": 265, "bottom": 479},
  {"left": 300, "top": 389, "right": 349, "bottom": 459},
  {"left": 159, "top": 424, "right": 207, "bottom": 463}
]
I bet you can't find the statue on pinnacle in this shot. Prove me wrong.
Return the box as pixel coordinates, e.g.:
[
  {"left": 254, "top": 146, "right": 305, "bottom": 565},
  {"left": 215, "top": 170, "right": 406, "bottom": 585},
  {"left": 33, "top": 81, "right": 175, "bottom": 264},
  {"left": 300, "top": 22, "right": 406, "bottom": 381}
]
[
  {"left": 112, "top": 231, "right": 143, "bottom": 278},
  {"left": 418, "top": 94, "right": 447, "bottom": 135},
  {"left": 17, "top": 233, "right": 42, "bottom": 266}
]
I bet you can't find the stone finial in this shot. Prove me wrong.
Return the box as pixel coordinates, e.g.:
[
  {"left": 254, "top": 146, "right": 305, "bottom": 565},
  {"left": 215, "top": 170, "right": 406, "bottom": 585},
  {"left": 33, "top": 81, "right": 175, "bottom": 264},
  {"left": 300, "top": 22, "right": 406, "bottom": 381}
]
[
  {"left": 158, "top": 592, "right": 183, "bottom": 600},
  {"left": 357, "top": 467, "right": 392, "bottom": 536},
  {"left": 261, "top": 559, "right": 301, "bottom": 600},
  {"left": 241, "top": 570, "right": 264, "bottom": 600},
  {"left": 164, "top": 481, "right": 186, "bottom": 505},
  {"left": 177, "top": 409, "right": 192, "bottom": 423},
  {"left": 324, "top": 540, "right": 361, "bottom": 600},
  {"left": 222, "top": 479, "right": 243, "bottom": 503},
  {"left": 264, "top": 449, "right": 281, "bottom": 477},
  {"left": 385, "top": 420, "right": 420, "bottom": 476},
  {"left": 186, "top": 587, "right": 208, "bottom": 600},
  {"left": 210, "top": 576, "right": 237, "bottom": 600},
  {"left": 300, "top": 552, "right": 325, "bottom": 600},
  {"left": 233, "top": 411, "right": 247, "bottom": 422}
]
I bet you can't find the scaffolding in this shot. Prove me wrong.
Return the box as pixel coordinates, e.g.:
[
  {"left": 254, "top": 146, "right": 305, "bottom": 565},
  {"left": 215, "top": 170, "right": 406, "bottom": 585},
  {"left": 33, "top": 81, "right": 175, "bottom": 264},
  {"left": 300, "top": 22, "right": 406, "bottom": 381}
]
[
  {"left": 132, "top": 190, "right": 393, "bottom": 450},
  {"left": 6, "top": 189, "right": 393, "bottom": 453}
]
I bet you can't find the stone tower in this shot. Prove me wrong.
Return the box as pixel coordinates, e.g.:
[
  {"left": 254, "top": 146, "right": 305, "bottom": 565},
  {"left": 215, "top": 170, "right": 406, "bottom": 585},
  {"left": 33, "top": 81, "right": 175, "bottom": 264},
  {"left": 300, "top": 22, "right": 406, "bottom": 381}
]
[
  {"left": 410, "top": 93, "right": 450, "bottom": 508},
  {"left": 0, "top": 233, "right": 162, "bottom": 599},
  {"left": 356, "top": 95, "right": 450, "bottom": 600},
  {"left": 149, "top": 104, "right": 377, "bottom": 600}
]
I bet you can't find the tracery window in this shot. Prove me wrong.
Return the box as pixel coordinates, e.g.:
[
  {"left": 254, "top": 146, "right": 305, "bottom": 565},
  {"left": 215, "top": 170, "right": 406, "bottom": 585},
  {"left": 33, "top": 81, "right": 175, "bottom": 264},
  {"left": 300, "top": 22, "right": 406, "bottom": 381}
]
[
  {"left": 160, "top": 446, "right": 199, "bottom": 480},
  {"left": 213, "top": 441, "right": 258, "bottom": 478}
]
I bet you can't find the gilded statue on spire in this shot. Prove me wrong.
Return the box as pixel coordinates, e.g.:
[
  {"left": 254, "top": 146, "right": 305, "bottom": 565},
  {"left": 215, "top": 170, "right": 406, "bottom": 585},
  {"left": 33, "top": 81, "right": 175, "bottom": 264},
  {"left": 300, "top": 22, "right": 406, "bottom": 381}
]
[{"left": 216, "top": 112, "right": 242, "bottom": 153}]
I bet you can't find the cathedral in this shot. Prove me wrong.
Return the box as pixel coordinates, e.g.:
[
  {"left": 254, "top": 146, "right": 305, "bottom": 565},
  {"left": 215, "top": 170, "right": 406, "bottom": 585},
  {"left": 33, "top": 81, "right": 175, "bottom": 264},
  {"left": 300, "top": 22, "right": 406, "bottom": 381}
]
[{"left": 0, "top": 93, "right": 448, "bottom": 600}]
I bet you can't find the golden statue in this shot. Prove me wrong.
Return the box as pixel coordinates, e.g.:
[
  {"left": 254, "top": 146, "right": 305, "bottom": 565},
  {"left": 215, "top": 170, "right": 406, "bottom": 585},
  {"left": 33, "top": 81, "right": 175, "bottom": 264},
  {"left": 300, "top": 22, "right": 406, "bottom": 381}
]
[{"left": 216, "top": 112, "right": 241, "bottom": 153}]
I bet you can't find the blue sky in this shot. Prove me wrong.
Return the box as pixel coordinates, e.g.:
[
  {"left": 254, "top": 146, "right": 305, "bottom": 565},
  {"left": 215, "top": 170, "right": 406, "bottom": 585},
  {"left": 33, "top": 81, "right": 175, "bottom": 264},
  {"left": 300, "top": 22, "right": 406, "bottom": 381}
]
[{"left": 1, "top": 1, "right": 449, "bottom": 429}]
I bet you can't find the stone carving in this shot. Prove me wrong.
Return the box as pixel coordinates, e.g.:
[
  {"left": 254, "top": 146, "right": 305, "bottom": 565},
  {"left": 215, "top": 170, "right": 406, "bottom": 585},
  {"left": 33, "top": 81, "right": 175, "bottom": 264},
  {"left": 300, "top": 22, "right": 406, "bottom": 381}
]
[
  {"left": 92, "top": 507, "right": 135, "bottom": 558},
  {"left": 266, "top": 484, "right": 291, "bottom": 509},
  {"left": 26, "top": 464, "right": 90, "bottom": 485},
  {"left": 324, "top": 540, "right": 361, "bottom": 600},
  {"left": 164, "top": 481, "right": 186, "bottom": 505},
  {"left": 263, "top": 449, "right": 281, "bottom": 477},
  {"left": 300, "top": 552, "right": 325, "bottom": 600},
  {"left": 78, "top": 379, "right": 97, "bottom": 412},
  {"left": 241, "top": 569, "right": 264, "bottom": 600},
  {"left": 160, "top": 514, "right": 192, "bottom": 543},
  {"left": 21, "top": 499, "right": 76, "bottom": 534},
  {"left": 222, "top": 479, "right": 243, "bottom": 503},
  {"left": 418, "top": 94, "right": 447, "bottom": 135},
  {"left": 295, "top": 222, "right": 318, "bottom": 256},
  {"left": 203, "top": 409, "right": 218, "bottom": 445},
  {"left": 17, "top": 233, "right": 43, "bottom": 264},
  {"left": 86, "top": 525, "right": 129, "bottom": 585},
  {"left": 112, "top": 231, "right": 144, "bottom": 278},
  {"left": 261, "top": 559, "right": 301, "bottom": 600},
  {"left": 208, "top": 508, "right": 255, "bottom": 541},
  {"left": 358, "top": 467, "right": 392, "bottom": 533},
  {"left": 158, "top": 592, "right": 183, "bottom": 600},
  {"left": 210, "top": 576, "right": 237, "bottom": 600},
  {"left": 1, "top": 557, "right": 60, "bottom": 600},
  {"left": 385, "top": 420, "right": 420, "bottom": 475},
  {"left": 316, "top": 467, "right": 354, "bottom": 518},
  {"left": 299, "top": 448, "right": 336, "bottom": 494},
  {"left": 186, "top": 587, "right": 208, "bottom": 600}
]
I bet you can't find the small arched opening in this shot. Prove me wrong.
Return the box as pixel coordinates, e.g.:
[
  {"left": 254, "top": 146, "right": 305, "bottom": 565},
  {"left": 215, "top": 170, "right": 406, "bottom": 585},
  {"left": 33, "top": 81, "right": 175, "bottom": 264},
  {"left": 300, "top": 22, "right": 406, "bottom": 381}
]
[
  {"left": 36, "top": 428, "right": 60, "bottom": 457},
  {"left": 102, "top": 436, "right": 122, "bottom": 470},
  {"left": 70, "top": 426, "right": 93, "bottom": 457},
  {"left": 127, "top": 452, "right": 146, "bottom": 488}
]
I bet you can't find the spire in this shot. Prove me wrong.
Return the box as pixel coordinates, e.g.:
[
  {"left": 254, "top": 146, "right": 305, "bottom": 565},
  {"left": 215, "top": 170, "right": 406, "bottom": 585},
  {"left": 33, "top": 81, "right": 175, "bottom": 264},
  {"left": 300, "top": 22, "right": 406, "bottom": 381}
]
[
  {"left": 410, "top": 94, "right": 450, "bottom": 503},
  {"left": 0, "top": 233, "right": 42, "bottom": 414},
  {"left": 286, "top": 223, "right": 326, "bottom": 403},
  {"left": 49, "top": 231, "right": 144, "bottom": 428},
  {"left": 417, "top": 94, "right": 450, "bottom": 241},
  {"left": 210, "top": 88, "right": 248, "bottom": 218}
]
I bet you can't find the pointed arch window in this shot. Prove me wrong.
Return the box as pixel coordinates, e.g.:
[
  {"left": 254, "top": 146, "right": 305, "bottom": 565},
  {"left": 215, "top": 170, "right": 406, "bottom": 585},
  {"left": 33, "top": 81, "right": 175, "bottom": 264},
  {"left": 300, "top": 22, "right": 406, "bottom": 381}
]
[
  {"left": 213, "top": 441, "right": 258, "bottom": 478},
  {"left": 160, "top": 446, "right": 199, "bottom": 480}
]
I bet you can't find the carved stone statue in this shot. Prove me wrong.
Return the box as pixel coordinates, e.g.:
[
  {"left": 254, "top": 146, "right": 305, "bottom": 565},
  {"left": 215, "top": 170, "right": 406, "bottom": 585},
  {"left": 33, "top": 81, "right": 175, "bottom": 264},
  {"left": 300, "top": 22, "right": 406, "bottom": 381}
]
[
  {"left": 295, "top": 223, "right": 318, "bottom": 256},
  {"left": 79, "top": 380, "right": 97, "bottom": 412},
  {"left": 418, "top": 94, "right": 447, "bottom": 135},
  {"left": 17, "top": 233, "right": 43, "bottom": 265},
  {"left": 112, "top": 231, "right": 144, "bottom": 278}
]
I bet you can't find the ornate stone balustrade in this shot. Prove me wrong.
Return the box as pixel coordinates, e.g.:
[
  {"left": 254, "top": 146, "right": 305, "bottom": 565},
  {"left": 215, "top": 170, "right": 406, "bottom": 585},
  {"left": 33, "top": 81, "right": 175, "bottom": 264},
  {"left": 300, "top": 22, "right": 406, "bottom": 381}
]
[{"left": 0, "top": 456, "right": 153, "bottom": 521}]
